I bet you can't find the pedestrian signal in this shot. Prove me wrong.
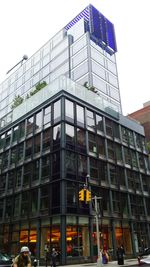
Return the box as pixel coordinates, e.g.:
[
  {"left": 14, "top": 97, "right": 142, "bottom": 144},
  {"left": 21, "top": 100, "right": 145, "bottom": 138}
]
[
  {"left": 86, "top": 190, "right": 91, "bottom": 202},
  {"left": 79, "top": 189, "right": 84, "bottom": 201}
]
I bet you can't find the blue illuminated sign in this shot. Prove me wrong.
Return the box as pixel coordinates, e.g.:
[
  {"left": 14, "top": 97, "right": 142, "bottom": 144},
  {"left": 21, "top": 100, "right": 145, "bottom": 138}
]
[{"left": 65, "top": 4, "right": 117, "bottom": 55}]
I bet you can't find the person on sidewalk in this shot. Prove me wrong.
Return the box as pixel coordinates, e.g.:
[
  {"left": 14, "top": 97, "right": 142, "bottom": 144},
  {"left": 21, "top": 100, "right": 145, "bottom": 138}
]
[
  {"left": 51, "top": 248, "right": 58, "bottom": 267},
  {"left": 12, "top": 246, "right": 31, "bottom": 267},
  {"left": 117, "top": 245, "right": 125, "bottom": 265}
]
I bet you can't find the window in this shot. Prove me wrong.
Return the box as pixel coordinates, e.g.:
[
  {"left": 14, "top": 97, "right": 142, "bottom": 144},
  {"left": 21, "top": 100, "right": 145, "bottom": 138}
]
[
  {"left": 21, "top": 192, "right": 29, "bottom": 216},
  {"left": 67, "top": 182, "right": 77, "bottom": 213},
  {"left": 112, "top": 191, "right": 120, "bottom": 214},
  {"left": 34, "top": 134, "right": 41, "bottom": 155},
  {"left": 35, "top": 111, "right": 42, "bottom": 132},
  {"left": 122, "top": 127, "right": 128, "bottom": 144},
  {"left": 2, "top": 151, "right": 9, "bottom": 169},
  {"left": 97, "top": 136, "right": 105, "bottom": 158},
  {"left": 0, "top": 174, "right": 6, "bottom": 194},
  {"left": 19, "top": 121, "right": 25, "bottom": 140},
  {"left": 41, "top": 155, "right": 51, "bottom": 180},
  {"left": 109, "top": 164, "right": 117, "bottom": 186},
  {"left": 15, "top": 168, "right": 22, "bottom": 190},
  {"left": 13, "top": 195, "right": 20, "bottom": 217},
  {"left": 128, "top": 131, "right": 134, "bottom": 147},
  {"left": 12, "top": 126, "right": 19, "bottom": 143},
  {"left": 52, "top": 152, "right": 60, "bottom": 175},
  {"left": 107, "top": 140, "right": 115, "bottom": 161},
  {"left": 26, "top": 116, "right": 34, "bottom": 136},
  {"left": 90, "top": 158, "right": 99, "bottom": 184},
  {"left": 77, "top": 128, "right": 86, "bottom": 153},
  {"left": 105, "top": 118, "right": 113, "bottom": 137},
  {"left": 40, "top": 186, "right": 49, "bottom": 211},
  {"left": 0, "top": 134, "right": 5, "bottom": 150},
  {"left": 76, "top": 105, "right": 84, "bottom": 126},
  {"left": 7, "top": 170, "right": 14, "bottom": 191},
  {"left": 115, "top": 143, "right": 123, "bottom": 163},
  {"left": 5, "top": 197, "right": 13, "bottom": 218},
  {"left": 54, "top": 100, "right": 61, "bottom": 123},
  {"left": 65, "top": 124, "right": 75, "bottom": 149},
  {"left": 43, "top": 129, "right": 51, "bottom": 152},
  {"left": 87, "top": 110, "right": 95, "bottom": 132},
  {"left": 25, "top": 138, "right": 33, "bottom": 159},
  {"left": 131, "top": 150, "right": 138, "bottom": 168},
  {"left": 78, "top": 154, "right": 87, "bottom": 179},
  {"left": 65, "top": 151, "right": 76, "bottom": 178},
  {"left": 43, "top": 105, "right": 51, "bottom": 128},
  {"left": 30, "top": 189, "right": 38, "bottom": 215},
  {"left": 53, "top": 124, "right": 61, "bottom": 150},
  {"left": 65, "top": 99, "right": 74, "bottom": 122},
  {"left": 5, "top": 130, "right": 12, "bottom": 147},
  {"left": 32, "top": 160, "right": 40, "bottom": 183},
  {"left": 138, "top": 153, "right": 145, "bottom": 169},
  {"left": 10, "top": 147, "right": 17, "bottom": 165},
  {"left": 23, "top": 163, "right": 32, "bottom": 187},
  {"left": 18, "top": 143, "right": 24, "bottom": 162},
  {"left": 124, "top": 147, "right": 131, "bottom": 166},
  {"left": 88, "top": 132, "right": 97, "bottom": 156}
]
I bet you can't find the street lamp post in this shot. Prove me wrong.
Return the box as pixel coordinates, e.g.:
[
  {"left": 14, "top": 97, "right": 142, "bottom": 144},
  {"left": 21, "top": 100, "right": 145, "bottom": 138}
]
[
  {"left": 93, "top": 195, "right": 103, "bottom": 267},
  {"left": 6, "top": 55, "right": 28, "bottom": 75}
]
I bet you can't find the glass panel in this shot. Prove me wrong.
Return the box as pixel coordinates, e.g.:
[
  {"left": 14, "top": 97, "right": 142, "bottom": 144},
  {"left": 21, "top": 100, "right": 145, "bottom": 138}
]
[
  {"left": 26, "top": 116, "right": 34, "bottom": 136},
  {"left": 96, "top": 115, "right": 103, "bottom": 133},
  {"left": 25, "top": 139, "right": 33, "bottom": 159},
  {"left": 40, "top": 186, "right": 49, "bottom": 211},
  {"left": 76, "top": 105, "right": 84, "bottom": 126},
  {"left": 34, "top": 134, "right": 41, "bottom": 155},
  {"left": 35, "top": 111, "right": 42, "bottom": 132},
  {"left": 53, "top": 124, "right": 61, "bottom": 150},
  {"left": 77, "top": 128, "right": 86, "bottom": 153},
  {"left": 65, "top": 99, "right": 74, "bottom": 122},
  {"left": 87, "top": 110, "right": 95, "bottom": 132},
  {"left": 43, "top": 128, "right": 51, "bottom": 152},
  {"left": 43, "top": 105, "right": 51, "bottom": 129},
  {"left": 54, "top": 100, "right": 61, "bottom": 123},
  {"left": 65, "top": 124, "right": 75, "bottom": 149},
  {"left": 41, "top": 155, "right": 51, "bottom": 181}
]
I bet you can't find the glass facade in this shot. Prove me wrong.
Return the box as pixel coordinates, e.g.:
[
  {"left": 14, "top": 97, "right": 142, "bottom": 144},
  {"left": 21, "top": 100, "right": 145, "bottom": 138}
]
[{"left": 0, "top": 83, "right": 150, "bottom": 263}]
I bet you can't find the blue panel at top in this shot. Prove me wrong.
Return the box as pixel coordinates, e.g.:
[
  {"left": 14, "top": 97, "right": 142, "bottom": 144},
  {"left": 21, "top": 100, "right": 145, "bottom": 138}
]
[
  {"left": 90, "top": 5, "right": 102, "bottom": 40},
  {"left": 89, "top": 4, "right": 117, "bottom": 54},
  {"left": 100, "top": 13, "right": 107, "bottom": 45},
  {"left": 106, "top": 19, "right": 117, "bottom": 52}
]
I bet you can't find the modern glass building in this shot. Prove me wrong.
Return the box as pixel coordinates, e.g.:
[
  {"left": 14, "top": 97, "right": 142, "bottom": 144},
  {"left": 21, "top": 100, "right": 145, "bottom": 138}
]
[{"left": 0, "top": 4, "right": 150, "bottom": 265}]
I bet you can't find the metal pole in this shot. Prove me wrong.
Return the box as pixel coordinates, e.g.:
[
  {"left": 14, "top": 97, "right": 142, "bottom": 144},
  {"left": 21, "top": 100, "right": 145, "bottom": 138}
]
[{"left": 94, "top": 196, "right": 102, "bottom": 267}]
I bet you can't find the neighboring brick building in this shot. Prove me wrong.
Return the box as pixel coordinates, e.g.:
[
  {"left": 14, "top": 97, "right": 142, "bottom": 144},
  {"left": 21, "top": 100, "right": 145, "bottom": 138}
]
[{"left": 128, "top": 101, "right": 150, "bottom": 143}]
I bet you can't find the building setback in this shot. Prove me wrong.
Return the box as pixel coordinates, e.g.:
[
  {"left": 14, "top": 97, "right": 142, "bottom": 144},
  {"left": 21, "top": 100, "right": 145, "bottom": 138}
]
[{"left": 0, "top": 4, "right": 150, "bottom": 265}]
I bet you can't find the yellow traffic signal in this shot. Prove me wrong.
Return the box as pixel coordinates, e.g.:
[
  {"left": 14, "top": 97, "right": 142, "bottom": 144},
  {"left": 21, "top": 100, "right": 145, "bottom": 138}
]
[
  {"left": 86, "top": 190, "right": 91, "bottom": 202},
  {"left": 79, "top": 189, "right": 84, "bottom": 201}
]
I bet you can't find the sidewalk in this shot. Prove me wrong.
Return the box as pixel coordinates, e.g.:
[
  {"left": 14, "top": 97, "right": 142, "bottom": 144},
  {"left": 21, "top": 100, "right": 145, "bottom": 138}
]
[{"left": 60, "top": 258, "right": 138, "bottom": 267}]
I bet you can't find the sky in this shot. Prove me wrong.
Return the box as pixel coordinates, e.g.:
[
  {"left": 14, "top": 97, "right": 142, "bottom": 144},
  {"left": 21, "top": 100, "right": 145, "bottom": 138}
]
[{"left": 0, "top": 0, "right": 149, "bottom": 116}]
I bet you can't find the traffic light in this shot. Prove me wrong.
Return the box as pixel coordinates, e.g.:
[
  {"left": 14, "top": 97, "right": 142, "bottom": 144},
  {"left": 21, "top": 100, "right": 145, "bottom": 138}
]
[
  {"left": 86, "top": 190, "right": 91, "bottom": 202},
  {"left": 79, "top": 189, "right": 84, "bottom": 201}
]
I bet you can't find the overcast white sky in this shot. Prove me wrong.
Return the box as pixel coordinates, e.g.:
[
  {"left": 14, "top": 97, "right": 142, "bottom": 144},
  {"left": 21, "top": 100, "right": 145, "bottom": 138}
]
[{"left": 0, "top": 0, "right": 149, "bottom": 115}]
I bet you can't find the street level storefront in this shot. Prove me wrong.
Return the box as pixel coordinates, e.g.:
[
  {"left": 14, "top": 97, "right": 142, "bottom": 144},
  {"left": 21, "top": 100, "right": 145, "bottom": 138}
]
[{"left": 0, "top": 216, "right": 134, "bottom": 264}]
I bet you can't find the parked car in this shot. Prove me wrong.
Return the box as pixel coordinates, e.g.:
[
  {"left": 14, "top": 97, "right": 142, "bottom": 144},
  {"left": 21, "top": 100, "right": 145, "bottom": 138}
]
[
  {"left": 0, "top": 252, "right": 12, "bottom": 267},
  {"left": 138, "top": 247, "right": 150, "bottom": 264}
]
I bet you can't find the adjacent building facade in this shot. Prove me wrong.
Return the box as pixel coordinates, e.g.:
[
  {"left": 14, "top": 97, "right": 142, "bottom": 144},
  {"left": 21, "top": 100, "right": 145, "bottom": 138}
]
[
  {"left": 0, "top": 4, "right": 150, "bottom": 265},
  {"left": 128, "top": 101, "right": 150, "bottom": 143}
]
